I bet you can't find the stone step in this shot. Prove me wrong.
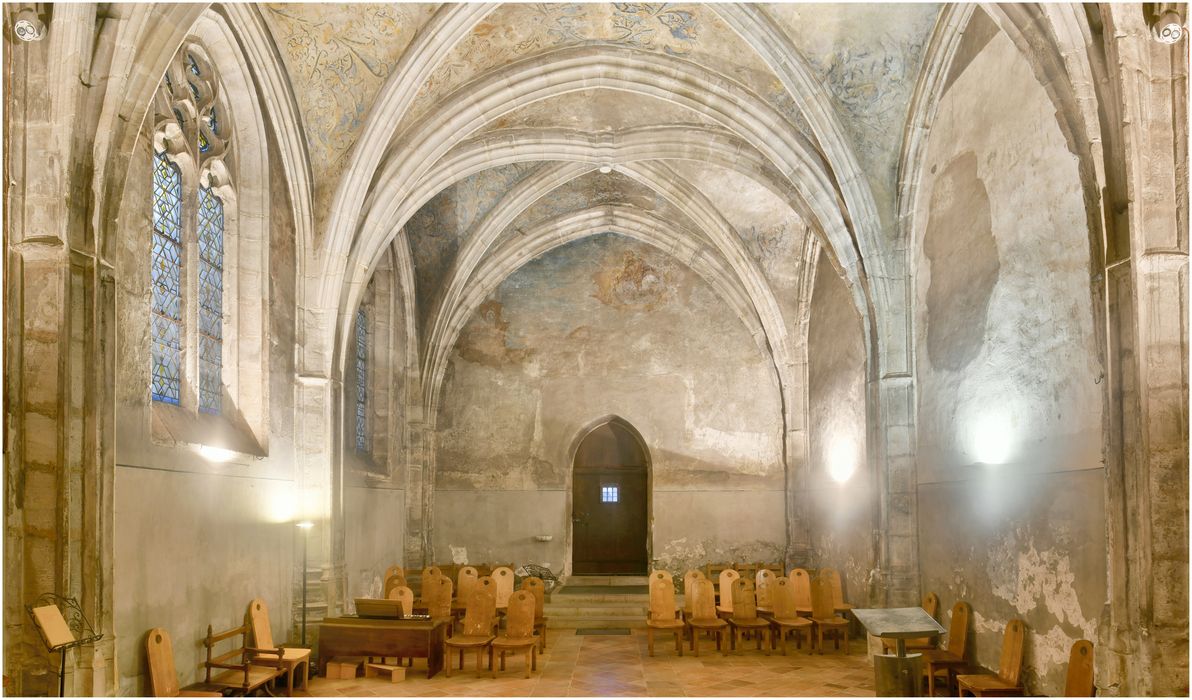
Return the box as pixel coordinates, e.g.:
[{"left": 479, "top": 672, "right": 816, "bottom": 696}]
[
  {"left": 544, "top": 604, "right": 648, "bottom": 617},
  {"left": 563, "top": 575, "right": 650, "bottom": 586},
  {"left": 547, "top": 615, "right": 647, "bottom": 630}
]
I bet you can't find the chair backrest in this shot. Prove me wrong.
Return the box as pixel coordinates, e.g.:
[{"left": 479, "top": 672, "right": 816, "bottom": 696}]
[
  {"left": 420, "top": 566, "right": 442, "bottom": 596},
  {"left": 821, "top": 567, "right": 847, "bottom": 606},
  {"left": 718, "top": 569, "right": 740, "bottom": 612},
  {"left": 731, "top": 578, "right": 759, "bottom": 620},
  {"left": 705, "top": 562, "right": 730, "bottom": 580},
  {"left": 520, "top": 576, "right": 545, "bottom": 617},
  {"left": 387, "top": 585, "right": 414, "bottom": 616},
  {"left": 771, "top": 577, "right": 797, "bottom": 618},
  {"left": 424, "top": 575, "right": 454, "bottom": 618},
  {"left": 788, "top": 568, "right": 812, "bottom": 609},
  {"left": 247, "top": 598, "right": 274, "bottom": 650},
  {"left": 503, "top": 590, "right": 536, "bottom": 639},
  {"left": 384, "top": 565, "right": 405, "bottom": 582},
  {"left": 384, "top": 573, "right": 407, "bottom": 598},
  {"left": 923, "top": 591, "right": 939, "bottom": 618},
  {"left": 146, "top": 628, "right": 181, "bottom": 697},
  {"left": 755, "top": 569, "right": 775, "bottom": 608},
  {"left": 682, "top": 570, "right": 705, "bottom": 614},
  {"left": 492, "top": 566, "right": 514, "bottom": 607},
  {"left": 689, "top": 578, "right": 718, "bottom": 620},
  {"left": 945, "top": 601, "right": 972, "bottom": 656},
  {"left": 462, "top": 585, "right": 497, "bottom": 636},
  {"left": 997, "top": 619, "right": 1026, "bottom": 686},
  {"left": 457, "top": 566, "right": 479, "bottom": 602},
  {"left": 1064, "top": 639, "right": 1095, "bottom": 697},
  {"left": 649, "top": 570, "right": 677, "bottom": 622},
  {"left": 810, "top": 575, "right": 836, "bottom": 619}
]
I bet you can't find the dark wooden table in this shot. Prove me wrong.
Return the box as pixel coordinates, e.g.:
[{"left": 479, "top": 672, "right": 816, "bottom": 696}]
[
  {"left": 317, "top": 616, "right": 449, "bottom": 679},
  {"left": 853, "top": 607, "right": 946, "bottom": 697}
]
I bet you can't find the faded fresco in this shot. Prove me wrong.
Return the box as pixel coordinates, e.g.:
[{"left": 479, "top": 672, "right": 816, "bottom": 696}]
[{"left": 434, "top": 233, "right": 786, "bottom": 572}]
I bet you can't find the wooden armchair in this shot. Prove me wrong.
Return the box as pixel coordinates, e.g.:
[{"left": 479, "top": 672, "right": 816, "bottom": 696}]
[
  {"left": 645, "top": 570, "right": 684, "bottom": 657},
  {"left": 727, "top": 578, "right": 771, "bottom": 654},
  {"left": 145, "top": 628, "right": 221, "bottom": 697},
  {"left": 1064, "top": 640, "right": 1094, "bottom": 697},
  {"left": 197, "top": 621, "right": 285, "bottom": 695},
  {"left": 922, "top": 601, "right": 972, "bottom": 696},
  {"left": 247, "top": 598, "right": 310, "bottom": 695},
  {"left": 768, "top": 577, "right": 813, "bottom": 655},
  {"left": 520, "top": 576, "right": 548, "bottom": 651},
  {"left": 686, "top": 578, "right": 728, "bottom": 657},
  {"left": 445, "top": 587, "right": 496, "bottom": 676},
  {"left": 957, "top": 619, "right": 1026, "bottom": 696},
  {"left": 809, "top": 575, "right": 849, "bottom": 654},
  {"left": 788, "top": 568, "right": 814, "bottom": 616},
  {"left": 491, "top": 591, "right": 538, "bottom": 678}
]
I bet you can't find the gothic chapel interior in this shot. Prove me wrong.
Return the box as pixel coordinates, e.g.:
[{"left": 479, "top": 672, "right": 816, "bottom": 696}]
[{"left": 3, "top": 2, "right": 1189, "bottom": 697}]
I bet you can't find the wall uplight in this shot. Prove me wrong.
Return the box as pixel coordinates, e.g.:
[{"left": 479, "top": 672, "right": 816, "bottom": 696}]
[
  {"left": 969, "top": 410, "right": 1013, "bottom": 465},
  {"left": 827, "top": 439, "right": 857, "bottom": 484},
  {"left": 196, "top": 444, "right": 237, "bottom": 462}
]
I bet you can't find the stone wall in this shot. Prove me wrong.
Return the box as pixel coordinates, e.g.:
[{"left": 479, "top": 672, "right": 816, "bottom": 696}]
[
  {"left": 912, "top": 23, "right": 1106, "bottom": 695},
  {"left": 431, "top": 233, "right": 786, "bottom": 575},
  {"left": 806, "top": 249, "right": 872, "bottom": 603}
]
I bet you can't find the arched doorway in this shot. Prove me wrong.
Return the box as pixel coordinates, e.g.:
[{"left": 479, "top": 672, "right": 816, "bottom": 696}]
[{"left": 571, "top": 419, "right": 650, "bottom": 575}]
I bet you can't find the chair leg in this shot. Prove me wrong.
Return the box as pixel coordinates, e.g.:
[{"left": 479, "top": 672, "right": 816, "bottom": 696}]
[
  {"left": 524, "top": 648, "right": 532, "bottom": 679},
  {"left": 648, "top": 627, "right": 655, "bottom": 657},
  {"left": 693, "top": 629, "right": 700, "bottom": 657},
  {"left": 675, "top": 630, "right": 683, "bottom": 657},
  {"left": 531, "top": 646, "right": 538, "bottom": 671},
  {"left": 719, "top": 630, "right": 728, "bottom": 657},
  {"left": 763, "top": 629, "right": 771, "bottom": 656}
]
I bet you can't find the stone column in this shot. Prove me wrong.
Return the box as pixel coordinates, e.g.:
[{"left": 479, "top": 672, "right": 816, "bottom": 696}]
[
  {"left": 1100, "top": 7, "right": 1189, "bottom": 695},
  {"left": 4, "top": 4, "right": 117, "bottom": 695}
]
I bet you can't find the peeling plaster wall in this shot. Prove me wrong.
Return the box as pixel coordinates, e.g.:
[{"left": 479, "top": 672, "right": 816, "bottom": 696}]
[
  {"left": 912, "top": 26, "right": 1106, "bottom": 695},
  {"left": 807, "top": 249, "right": 872, "bottom": 603},
  {"left": 433, "top": 234, "right": 785, "bottom": 575},
  {"left": 112, "top": 123, "right": 299, "bottom": 694}
]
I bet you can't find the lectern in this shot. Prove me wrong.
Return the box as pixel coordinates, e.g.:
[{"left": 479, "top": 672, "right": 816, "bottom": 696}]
[{"left": 26, "top": 593, "right": 104, "bottom": 697}]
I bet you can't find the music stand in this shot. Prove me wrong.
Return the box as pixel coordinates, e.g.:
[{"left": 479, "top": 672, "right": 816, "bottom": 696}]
[{"left": 25, "top": 593, "right": 103, "bottom": 697}]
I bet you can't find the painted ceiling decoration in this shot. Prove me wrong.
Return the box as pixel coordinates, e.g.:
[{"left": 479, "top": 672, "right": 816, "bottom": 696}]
[{"left": 255, "top": 1, "right": 943, "bottom": 406}]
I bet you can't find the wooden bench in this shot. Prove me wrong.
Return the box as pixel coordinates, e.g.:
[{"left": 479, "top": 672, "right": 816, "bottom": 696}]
[{"left": 198, "top": 621, "right": 286, "bottom": 695}]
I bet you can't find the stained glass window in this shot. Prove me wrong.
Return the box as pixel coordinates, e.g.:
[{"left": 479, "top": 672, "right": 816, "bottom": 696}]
[
  {"left": 355, "top": 308, "right": 368, "bottom": 452},
  {"left": 151, "top": 152, "right": 183, "bottom": 405},
  {"left": 197, "top": 186, "right": 224, "bottom": 414}
]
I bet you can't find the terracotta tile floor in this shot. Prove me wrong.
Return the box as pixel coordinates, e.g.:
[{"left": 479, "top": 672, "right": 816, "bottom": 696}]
[{"left": 297, "top": 628, "right": 875, "bottom": 697}]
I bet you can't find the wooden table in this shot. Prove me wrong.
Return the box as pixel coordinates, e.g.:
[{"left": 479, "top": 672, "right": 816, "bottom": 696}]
[
  {"left": 853, "top": 608, "right": 946, "bottom": 697},
  {"left": 318, "top": 616, "right": 449, "bottom": 679}
]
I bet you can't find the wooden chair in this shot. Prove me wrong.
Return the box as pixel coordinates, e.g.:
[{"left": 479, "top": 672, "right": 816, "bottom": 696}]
[
  {"left": 424, "top": 574, "right": 455, "bottom": 622},
  {"left": 383, "top": 585, "right": 416, "bottom": 666},
  {"left": 686, "top": 577, "right": 728, "bottom": 657},
  {"left": 246, "top": 598, "right": 310, "bottom": 695},
  {"left": 145, "top": 628, "right": 221, "bottom": 697},
  {"left": 883, "top": 592, "right": 940, "bottom": 654},
  {"left": 788, "top": 568, "right": 814, "bottom": 616},
  {"left": 957, "top": 619, "right": 1026, "bottom": 696},
  {"left": 768, "top": 577, "right": 813, "bottom": 655},
  {"left": 821, "top": 567, "right": 854, "bottom": 614},
  {"left": 645, "top": 570, "right": 684, "bottom": 657},
  {"left": 383, "top": 573, "right": 407, "bottom": 599},
  {"left": 491, "top": 590, "right": 538, "bottom": 678},
  {"left": 716, "top": 568, "right": 740, "bottom": 617},
  {"left": 809, "top": 575, "right": 849, "bottom": 654},
  {"left": 197, "top": 621, "right": 285, "bottom": 694},
  {"left": 922, "top": 601, "right": 972, "bottom": 696},
  {"left": 417, "top": 565, "right": 443, "bottom": 600},
  {"left": 520, "top": 576, "right": 548, "bottom": 651},
  {"left": 704, "top": 562, "right": 731, "bottom": 584},
  {"left": 491, "top": 566, "right": 515, "bottom": 611},
  {"left": 1063, "top": 640, "right": 1095, "bottom": 697},
  {"left": 384, "top": 564, "right": 405, "bottom": 582},
  {"left": 755, "top": 569, "right": 776, "bottom": 615},
  {"left": 727, "top": 578, "right": 771, "bottom": 654},
  {"left": 681, "top": 570, "right": 705, "bottom": 623},
  {"left": 474, "top": 576, "right": 500, "bottom": 634},
  {"left": 454, "top": 566, "right": 479, "bottom": 611},
  {"left": 445, "top": 586, "right": 496, "bottom": 677}
]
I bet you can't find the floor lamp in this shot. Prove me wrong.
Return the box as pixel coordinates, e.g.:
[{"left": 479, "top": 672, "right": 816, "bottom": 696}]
[{"left": 296, "top": 521, "right": 313, "bottom": 647}]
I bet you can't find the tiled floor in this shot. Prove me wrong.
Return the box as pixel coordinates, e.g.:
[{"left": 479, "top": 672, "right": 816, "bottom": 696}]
[{"left": 297, "top": 628, "right": 875, "bottom": 697}]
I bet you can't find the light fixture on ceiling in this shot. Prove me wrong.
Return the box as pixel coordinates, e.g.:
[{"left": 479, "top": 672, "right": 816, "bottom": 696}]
[
  {"left": 1152, "top": 8, "right": 1185, "bottom": 43},
  {"left": 598, "top": 165, "right": 613, "bottom": 174}
]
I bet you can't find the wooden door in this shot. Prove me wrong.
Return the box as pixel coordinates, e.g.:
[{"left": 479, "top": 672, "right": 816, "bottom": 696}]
[{"left": 572, "top": 421, "right": 649, "bottom": 575}]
